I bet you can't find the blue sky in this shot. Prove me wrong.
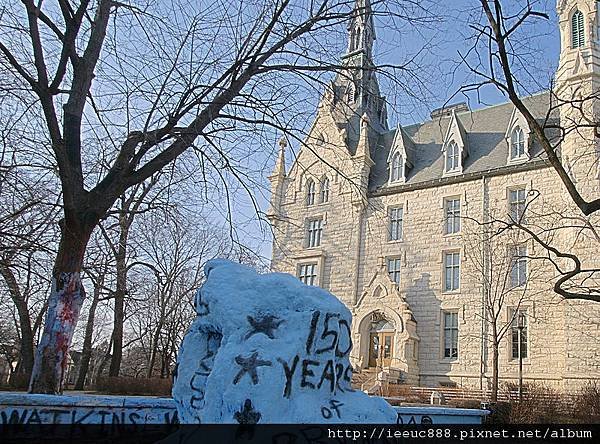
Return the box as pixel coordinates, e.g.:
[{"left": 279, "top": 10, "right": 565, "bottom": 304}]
[{"left": 232, "top": 0, "right": 562, "bottom": 264}]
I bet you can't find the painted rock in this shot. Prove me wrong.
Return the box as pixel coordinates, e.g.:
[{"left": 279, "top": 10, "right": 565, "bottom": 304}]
[{"left": 172, "top": 259, "right": 396, "bottom": 423}]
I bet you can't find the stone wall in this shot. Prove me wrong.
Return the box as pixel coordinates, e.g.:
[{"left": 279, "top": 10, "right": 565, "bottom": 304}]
[{"left": 271, "top": 110, "right": 600, "bottom": 391}]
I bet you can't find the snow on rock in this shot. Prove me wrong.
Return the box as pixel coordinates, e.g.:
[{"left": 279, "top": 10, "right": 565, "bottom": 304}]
[{"left": 172, "top": 259, "right": 396, "bottom": 424}]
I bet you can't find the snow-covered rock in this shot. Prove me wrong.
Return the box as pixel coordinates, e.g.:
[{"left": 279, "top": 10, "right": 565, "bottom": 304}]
[{"left": 172, "top": 259, "right": 396, "bottom": 424}]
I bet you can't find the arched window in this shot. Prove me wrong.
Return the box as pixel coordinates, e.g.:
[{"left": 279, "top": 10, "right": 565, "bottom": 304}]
[
  {"left": 511, "top": 126, "right": 526, "bottom": 159},
  {"left": 355, "top": 28, "right": 362, "bottom": 50},
  {"left": 348, "top": 83, "right": 355, "bottom": 104},
  {"left": 572, "top": 10, "right": 585, "bottom": 48},
  {"left": 390, "top": 152, "right": 403, "bottom": 182},
  {"left": 446, "top": 141, "right": 460, "bottom": 172},
  {"left": 320, "top": 177, "right": 330, "bottom": 203},
  {"left": 306, "top": 179, "right": 316, "bottom": 206}
]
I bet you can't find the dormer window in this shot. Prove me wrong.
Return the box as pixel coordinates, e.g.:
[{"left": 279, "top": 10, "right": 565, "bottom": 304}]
[
  {"left": 306, "top": 179, "right": 316, "bottom": 206},
  {"left": 390, "top": 152, "right": 404, "bottom": 182},
  {"left": 320, "top": 177, "right": 330, "bottom": 203},
  {"left": 510, "top": 126, "right": 526, "bottom": 159},
  {"left": 572, "top": 9, "right": 585, "bottom": 49},
  {"left": 445, "top": 141, "right": 460, "bottom": 172}
]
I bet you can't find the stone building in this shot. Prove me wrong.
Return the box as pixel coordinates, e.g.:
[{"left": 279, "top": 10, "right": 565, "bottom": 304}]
[{"left": 268, "top": 0, "right": 600, "bottom": 391}]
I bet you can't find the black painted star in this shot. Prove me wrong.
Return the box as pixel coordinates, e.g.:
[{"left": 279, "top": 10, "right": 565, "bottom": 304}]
[
  {"left": 233, "top": 352, "right": 272, "bottom": 385},
  {"left": 245, "top": 315, "right": 284, "bottom": 340},
  {"left": 234, "top": 399, "right": 261, "bottom": 424}
]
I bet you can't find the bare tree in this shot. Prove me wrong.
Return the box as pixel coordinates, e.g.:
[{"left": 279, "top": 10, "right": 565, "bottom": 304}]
[
  {"left": 463, "top": 210, "right": 547, "bottom": 401},
  {"left": 74, "top": 243, "right": 112, "bottom": 390},
  {"left": 0, "top": 162, "right": 58, "bottom": 383},
  {"left": 0, "top": 0, "right": 434, "bottom": 393},
  {"left": 457, "top": 0, "right": 600, "bottom": 302}
]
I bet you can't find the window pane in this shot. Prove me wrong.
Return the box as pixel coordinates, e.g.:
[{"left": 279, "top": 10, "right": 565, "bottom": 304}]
[
  {"left": 445, "top": 199, "right": 460, "bottom": 234},
  {"left": 443, "top": 311, "right": 459, "bottom": 358},
  {"left": 511, "top": 310, "right": 528, "bottom": 359},
  {"left": 387, "top": 258, "right": 401, "bottom": 284},
  {"left": 389, "top": 207, "right": 403, "bottom": 240},
  {"left": 444, "top": 252, "right": 460, "bottom": 291},
  {"left": 307, "top": 218, "right": 323, "bottom": 247}
]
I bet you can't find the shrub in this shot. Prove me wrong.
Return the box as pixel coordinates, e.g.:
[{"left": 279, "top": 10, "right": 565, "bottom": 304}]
[
  {"left": 95, "top": 376, "right": 172, "bottom": 396},
  {"left": 573, "top": 381, "right": 600, "bottom": 423},
  {"left": 0, "top": 373, "right": 30, "bottom": 391},
  {"left": 500, "top": 382, "right": 565, "bottom": 423}
]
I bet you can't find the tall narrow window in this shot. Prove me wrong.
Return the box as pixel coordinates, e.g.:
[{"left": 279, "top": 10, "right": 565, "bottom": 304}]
[
  {"left": 511, "top": 245, "right": 528, "bottom": 287},
  {"left": 298, "top": 263, "right": 318, "bottom": 286},
  {"left": 445, "top": 141, "right": 460, "bottom": 172},
  {"left": 387, "top": 258, "right": 401, "bottom": 285},
  {"left": 444, "top": 252, "right": 460, "bottom": 291},
  {"left": 390, "top": 152, "right": 403, "bottom": 182},
  {"left": 445, "top": 198, "right": 461, "bottom": 234},
  {"left": 509, "top": 188, "right": 527, "bottom": 221},
  {"left": 320, "top": 178, "right": 330, "bottom": 203},
  {"left": 572, "top": 10, "right": 585, "bottom": 49},
  {"left": 348, "top": 83, "right": 356, "bottom": 104},
  {"left": 443, "top": 311, "right": 459, "bottom": 359},
  {"left": 306, "top": 179, "right": 316, "bottom": 206},
  {"left": 510, "top": 126, "right": 526, "bottom": 159},
  {"left": 389, "top": 207, "right": 403, "bottom": 241},
  {"left": 510, "top": 309, "right": 528, "bottom": 359},
  {"left": 307, "top": 218, "right": 323, "bottom": 248}
]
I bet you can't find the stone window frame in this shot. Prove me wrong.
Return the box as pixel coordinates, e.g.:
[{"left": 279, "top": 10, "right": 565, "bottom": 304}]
[
  {"left": 294, "top": 251, "right": 326, "bottom": 288},
  {"left": 509, "top": 126, "right": 527, "bottom": 161},
  {"left": 507, "top": 306, "right": 530, "bottom": 363},
  {"left": 444, "top": 140, "right": 461, "bottom": 174},
  {"left": 297, "top": 262, "right": 319, "bottom": 286},
  {"left": 306, "top": 178, "right": 317, "bottom": 206},
  {"left": 389, "top": 151, "right": 405, "bottom": 183},
  {"left": 507, "top": 185, "right": 528, "bottom": 223},
  {"left": 305, "top": 215, "right": 324, "bottom": 249},
  {"left": 443, "top": 195, "right": 462, "bottom": 236},
  {"left": 505, "top": 107, "right": 531, "bottom": 165},
  {"left": 386, "top": 256, "right": 402, "bottom": 287},
  {"left": 387, "top": 205, "right": 404, "bottom": 242},
  {"left": 440, "top": 309, "right": 460, "bottom": 362},
  {"left": 319, "top": 176, "right": 330, "bottom": 204},
  {"left": 441, "top": 249, "right": 462, "bottom": 293},
  {"left": 509, "top": 243, "right": 528, "bottom": 288},
  {"left": 571, "top": 8, "right": 585, "bottom": 49}
]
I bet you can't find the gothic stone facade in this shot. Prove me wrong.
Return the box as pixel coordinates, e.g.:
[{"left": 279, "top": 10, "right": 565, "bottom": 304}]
[{"left": 269, "top": 0, "right": 600, "bottom": 391}]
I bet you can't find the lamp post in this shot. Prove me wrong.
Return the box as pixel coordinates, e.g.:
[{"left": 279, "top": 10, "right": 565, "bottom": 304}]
[{"left": 517, "top": 312, "right": 525, "bottom": 403}]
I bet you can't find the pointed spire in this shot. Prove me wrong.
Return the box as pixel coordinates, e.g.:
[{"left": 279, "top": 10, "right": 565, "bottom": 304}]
[
  {"left": 267, "top": 138, "right": 287, "bottom": 222},
  {"left": 347, "top": 0, "right": 375, "bottom": 58},
  {"left": 270, "top": 137, "right": 287, "bottom": 179},
  {"left": 355, "top": 113, "right": 374, "bottom": 165}
]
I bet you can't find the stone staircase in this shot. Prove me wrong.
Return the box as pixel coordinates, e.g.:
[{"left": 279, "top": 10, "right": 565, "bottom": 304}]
[
  {"left": 352, "top": 367, "right": 407, "bottom": 396},
  {"left": 351, "top": 368, "right": 378, "bottom": 391}
]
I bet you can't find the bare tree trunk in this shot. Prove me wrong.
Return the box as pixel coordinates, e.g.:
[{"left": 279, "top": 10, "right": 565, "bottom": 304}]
[
  {"left": 0, "top": 260, "right": 35, "bottom": 382},
  {"left": 74, "top": 273, "right": 104, "bottom": 390},
  {"left": 108, "top": 223, "right": 127, "bottom": 377},
  {"left": 28, "top": 216, "right": 95, "bottom": 394},
  {"left": 491, "top": 335, "right": 500, "bottom": 402},
  {"left": 146, "top": 322, "right": 163, "bottom": 379}
]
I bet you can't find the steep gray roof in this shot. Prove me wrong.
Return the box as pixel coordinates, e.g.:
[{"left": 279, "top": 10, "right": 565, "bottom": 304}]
[{"left": 368, "top": 93, "right": 557, "bottom": 191}]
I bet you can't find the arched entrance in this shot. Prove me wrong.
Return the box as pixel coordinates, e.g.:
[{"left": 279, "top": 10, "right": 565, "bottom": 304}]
[{"left": 368, "top": 317, "right": 395, "bottom": 367}]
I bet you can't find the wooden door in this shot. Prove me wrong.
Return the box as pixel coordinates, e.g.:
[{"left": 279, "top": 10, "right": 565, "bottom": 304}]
[
  {"left": 381, "top": 332, "right": 394, "bottom": 367},
  {"left": 368, "top": 332, "right": 394, "bottom": 367},
  {"left": 368, "top": 333, "right": 379, "bottom": 367}
]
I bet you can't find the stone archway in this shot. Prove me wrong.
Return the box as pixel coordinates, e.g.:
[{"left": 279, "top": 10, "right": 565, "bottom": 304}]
[
  {"left": 351, "top": 264, "right": 420, "bottom": 384},
  {"left": 355, "top": 308, "right": 404, "bottom": 370},
  {"left": 365, "top": 312, "right": 398, "bottom": 368}
]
